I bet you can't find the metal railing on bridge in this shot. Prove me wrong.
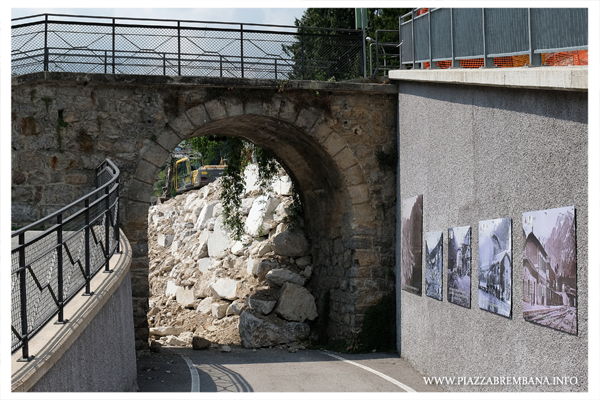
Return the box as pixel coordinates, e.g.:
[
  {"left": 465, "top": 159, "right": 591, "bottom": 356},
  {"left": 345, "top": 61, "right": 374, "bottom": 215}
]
[
  {"left": 399, "top": 8, "right": 588, "bottom": 69},
  {"left": 11, "top": 14, "right": 365, "bottom": 81},
  {"left": 11, "top": 159, "right": 120, "bottom": 361}
]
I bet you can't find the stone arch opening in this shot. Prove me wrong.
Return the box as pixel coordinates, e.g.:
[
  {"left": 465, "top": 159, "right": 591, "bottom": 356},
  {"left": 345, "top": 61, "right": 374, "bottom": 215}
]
[{"left": 133, "top": 113, "right": 368, "bottom": 346}]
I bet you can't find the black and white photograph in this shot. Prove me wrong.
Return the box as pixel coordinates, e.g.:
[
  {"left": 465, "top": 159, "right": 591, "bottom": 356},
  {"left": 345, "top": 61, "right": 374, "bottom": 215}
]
[
  {"left": 522, "top": 206, "right": 577, "bottom": 334},
  {"left": 425, "top": 231, "right": 443, "bottom": 301},
  {"left": 447, "top": 226, "right": 471, "bottom": 308},
  {"left": 401, "top": 194, "right": 423, "bottom": 295},
  {"left": 478, "top": 218, "right": 512, "bottom": 318}
]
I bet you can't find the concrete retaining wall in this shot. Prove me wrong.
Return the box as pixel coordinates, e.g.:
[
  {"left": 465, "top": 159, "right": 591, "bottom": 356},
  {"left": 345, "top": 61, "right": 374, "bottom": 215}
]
[
  {"left": 11, "top": 234, "right": 137, "bottom": 392},
  {"left": 395, "top": 78, "right": 587, "bottom": 391}
]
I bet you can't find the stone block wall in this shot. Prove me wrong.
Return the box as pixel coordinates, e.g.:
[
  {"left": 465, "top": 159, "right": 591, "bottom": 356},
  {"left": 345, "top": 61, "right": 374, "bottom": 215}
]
[{"left": 11, "top": 72, "right": 398, "bottom": 345}]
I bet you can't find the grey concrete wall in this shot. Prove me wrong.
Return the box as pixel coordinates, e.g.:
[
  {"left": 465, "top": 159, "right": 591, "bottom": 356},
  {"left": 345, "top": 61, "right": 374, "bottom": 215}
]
[
  {"left": 30, "top": 271, "right": 138, "bottom": 392},
  {"left": 396, "top": 81, "right": 587, "bottom": 392}
]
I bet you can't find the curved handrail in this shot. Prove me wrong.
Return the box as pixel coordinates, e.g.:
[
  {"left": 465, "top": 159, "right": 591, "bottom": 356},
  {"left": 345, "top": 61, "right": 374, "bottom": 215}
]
[{"left": 11, "top": 158, "right": 121, "bottom": 360}]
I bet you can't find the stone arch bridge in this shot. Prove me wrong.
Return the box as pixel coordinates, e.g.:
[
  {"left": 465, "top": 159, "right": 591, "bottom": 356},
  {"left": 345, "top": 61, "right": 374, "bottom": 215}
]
[{"left": 11, "top": 72, "right": 398, "bottom": 348}]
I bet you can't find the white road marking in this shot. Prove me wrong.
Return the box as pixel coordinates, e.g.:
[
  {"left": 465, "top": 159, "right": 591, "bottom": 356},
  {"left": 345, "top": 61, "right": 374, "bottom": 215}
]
[
  {"left": 181, "top": 354, "right": 201, "bottom": 392},
  {"left": 321, "top": 351, "right": 416, "bottom": 392}
]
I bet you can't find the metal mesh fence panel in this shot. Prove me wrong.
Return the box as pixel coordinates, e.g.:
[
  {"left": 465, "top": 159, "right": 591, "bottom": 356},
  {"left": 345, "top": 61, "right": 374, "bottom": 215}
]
[
  {"left": 485, "top": 9, "right": 529, "bottom": 57},
  {"left": 11, "top": 159, "right": 120, "bottom": 357},
  {"left": 430, "top": 8, "right": 452, "bottom": 61},
  {"left": 12, "top": 15, "right": 364, "bottom": 81},
  {"left": 531, "top": 8, "right": 588, "bottom": 52},
  {"left": 453, "top": 8, "right": 484, "bottom": 59},
  {"left": 413, "top": 14, "right": 430, "bottom": 63},
  {"left": 401, "top": 8, "right": 587, "bottom": 69},
  {"left": 400, "top": 18, "right": 414, "bottom": 64}
]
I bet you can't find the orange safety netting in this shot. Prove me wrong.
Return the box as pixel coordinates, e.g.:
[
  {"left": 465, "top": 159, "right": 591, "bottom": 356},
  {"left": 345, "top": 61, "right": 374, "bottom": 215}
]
[{"left": 422, "top": 50, "right": 587, "bottom": 69}]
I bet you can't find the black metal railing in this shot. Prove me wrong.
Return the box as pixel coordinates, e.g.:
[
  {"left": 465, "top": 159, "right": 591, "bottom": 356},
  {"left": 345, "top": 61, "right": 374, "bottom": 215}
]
[
  {"left": 11, "top": 14, "right": 365, "bottom": 81},
  {"left": 400, "top": 8, "right": 588, "bottom": 68},
  {"left": 11, "top": 159, "right": 120, "bottom": 361},
  {"left": 367, "top": 29, "right": 401, "bottom": 76}
]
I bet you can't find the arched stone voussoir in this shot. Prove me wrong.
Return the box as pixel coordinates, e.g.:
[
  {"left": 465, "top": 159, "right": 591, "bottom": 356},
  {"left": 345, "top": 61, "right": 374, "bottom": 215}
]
[
  {"left": 203, "top": 99, "right": 228, "bottom": 121},
  {"left": 134, "top": 159, "right": 161, "bottom": 185},
  {"left": 139, "top": 141, "right": 170, "bottom": 168},
  {"left": 223, "top": 97, "right": 244, "bottom": 119},
  {"left": 295, "top": 108, "right": 320, "bottom": 131},
  {"left": 167, "top": 111, "right": 195, "bottom": 139},
  {"left": 155, "top": 125, "right": 187, "bottom": 152},
  {"left": 185, "top": 103, "right": 211, "bottom": 130},
  {"left": 128, "top": 178, "right": 154, "bottom": 203}
]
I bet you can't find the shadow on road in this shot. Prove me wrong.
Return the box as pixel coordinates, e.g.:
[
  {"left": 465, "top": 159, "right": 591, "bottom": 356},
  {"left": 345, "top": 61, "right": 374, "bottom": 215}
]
[{"left": 136, "top": 346, "right": 443, "bottom": 393}]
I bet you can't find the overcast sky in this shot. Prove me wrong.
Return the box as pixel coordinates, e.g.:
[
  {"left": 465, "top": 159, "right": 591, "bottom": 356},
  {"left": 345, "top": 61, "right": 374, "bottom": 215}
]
[{"left": 11, "top": 7, "right": 308, "bottom": 27}]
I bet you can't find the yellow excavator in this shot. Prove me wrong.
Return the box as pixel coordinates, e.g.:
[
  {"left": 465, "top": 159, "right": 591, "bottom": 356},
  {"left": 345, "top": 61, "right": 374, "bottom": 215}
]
[{"left": 174, "top": 157, "right": 226, "bottom": 194}]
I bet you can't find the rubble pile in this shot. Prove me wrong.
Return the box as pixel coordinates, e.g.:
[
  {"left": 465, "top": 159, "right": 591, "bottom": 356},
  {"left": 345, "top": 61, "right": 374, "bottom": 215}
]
[{"left": 147, "top": 165, "right": 317, "bottom": 350}]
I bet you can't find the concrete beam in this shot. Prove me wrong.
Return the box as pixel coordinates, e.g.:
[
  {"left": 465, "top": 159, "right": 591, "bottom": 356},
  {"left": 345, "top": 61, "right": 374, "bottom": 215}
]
[
  {"left": 12, "top": 71, "right": 398, "bottom": 94},
  {"left": 389, "top": 66, "right": 587, "bottom": 92}
]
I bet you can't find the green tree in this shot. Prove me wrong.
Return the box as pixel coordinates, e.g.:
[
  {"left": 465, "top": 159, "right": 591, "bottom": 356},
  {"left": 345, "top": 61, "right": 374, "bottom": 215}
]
[
  {"left": 283, "top": 8, "right": 363, "bottom": 81},
  {"left": 284, "top": 8, "right": 411, "bottom": 79}
]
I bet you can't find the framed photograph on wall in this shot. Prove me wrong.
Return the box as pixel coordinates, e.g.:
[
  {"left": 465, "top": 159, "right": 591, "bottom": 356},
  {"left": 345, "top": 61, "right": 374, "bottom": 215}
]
[
  {"left": 425, "top": 231, "right": 443, "bottom": 301},
  {"left": 401, "top": 194, "right": 423, "bottom": 295},
  {"left": 448, "top": 226, "right": 471, "bottom": 308},
  {"left": 478, "top": 218, "right": 512, "bottom": 318},
  {"left": 522, "top": 206, "right": 577, "bottom": 334}
]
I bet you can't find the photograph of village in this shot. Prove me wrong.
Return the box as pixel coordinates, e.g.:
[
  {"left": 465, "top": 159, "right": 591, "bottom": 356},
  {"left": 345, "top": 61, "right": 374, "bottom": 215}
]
[
  {"left": 478, "top": 218, "right": 512, "bottom": 318},
  {"left": 522, "top": 206, "right": 577, "bottom": 334},
  {"left": 425, "top": 231, "right": 443, "bottom": 301},
  {"left": 447, "top": 226, "right": 471, "bottom": 308},
  {"left": 401, "top": 194, "right": 423, "bottom": 295}
]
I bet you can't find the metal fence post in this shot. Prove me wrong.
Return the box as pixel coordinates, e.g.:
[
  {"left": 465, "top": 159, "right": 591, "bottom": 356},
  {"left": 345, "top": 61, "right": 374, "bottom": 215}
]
[
  {"left": 104, "top": 185, "right": 112, "bottom": 273},
  {"left": 43, "top": 14, "right": 49, "bottom": 72},
  {"left": 411, "top": 10, "right": 418, "bottom": 69},
  {"left": 18, "top": 233, "right": 34, "bottom": 361},
  {"left": 115, "top": 176, "right": 121, "bottom": 254},
  {"left": 84, "top": 198, "right": 93, "bottom": 295},
  {"left": 301, "top": 27, "right": 305, "bottom": 79},
  {"left": 428, "top": 9, "right": 435, "bottom": 69},
  {"left": 56, "top": 212, "right": 67, "bottom": 323},
  {"left": 528, "top": 9, "right": 542, "bottom": 66},
  {"left": 482, "top": 8, "right": 493, "bottom": 68},
  {"left": 178, "top": 21, "right": 181, "bottom": 76},
  {"left": 398, "top": 16, "right": 403, "bottom": 70},
  {"left": 275, "top": 58, "right": 278, "bottom": 79},
  {"left": 112, "top": 18, "right": 116, "bottom": 74},
  {"left": 451, "top": 9, "right": 459, "bottom": 68},
  {"left": 163, "top": 53, "right": 166, "bottom": 75},
  {"left": 240, "top": 24, "right": 244, "bottom": 78}
]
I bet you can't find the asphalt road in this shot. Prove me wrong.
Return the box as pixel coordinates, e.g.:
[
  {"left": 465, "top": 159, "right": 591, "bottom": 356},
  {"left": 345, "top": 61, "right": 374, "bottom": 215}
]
[{"left": 137, "top": 346, "right": 444, "bottom": 393}]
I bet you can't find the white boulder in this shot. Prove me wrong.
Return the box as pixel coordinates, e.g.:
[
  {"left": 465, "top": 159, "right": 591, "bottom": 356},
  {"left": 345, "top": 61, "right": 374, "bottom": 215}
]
[
  {"left": 244, "top": 195, "right": 281, "bottom": 237},
  {"left": 208, "top": 216, "right": 232, "bottom": 258},
  {"left": 275, "top": 282, "right": 318, "bottom": 322},
  {"left": 158, "top": 233, "right": 175, "bottom": 247},
  {"left": 210, "top": 278, "right": 239, "bottom": 300},
  {"left": 150, "top": 326, "right": 184, "bottom": 337}
]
